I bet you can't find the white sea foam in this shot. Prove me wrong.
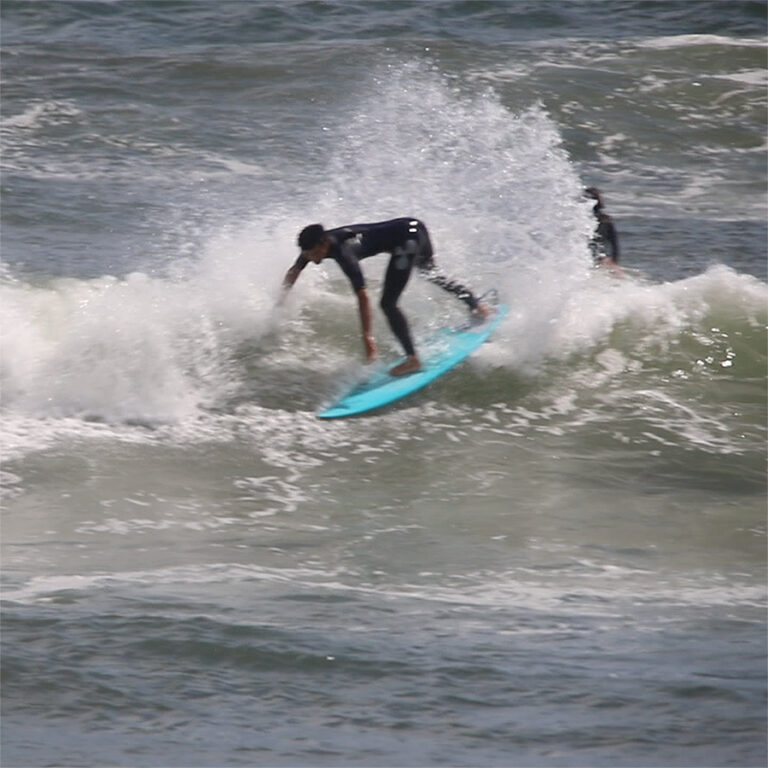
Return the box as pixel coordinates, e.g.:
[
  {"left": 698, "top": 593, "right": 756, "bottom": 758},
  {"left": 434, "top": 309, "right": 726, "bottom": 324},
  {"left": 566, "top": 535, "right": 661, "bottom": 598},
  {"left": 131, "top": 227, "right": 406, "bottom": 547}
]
[
  {"left": 4, "top": 560, "right": 763, "bottom": 617},
  {"left": 637, "top": 34, "right": 767, "bottom": 50},
  {"left": 1, "top": 99, "right": 83, "bottom": 130},
  {"left": 1, "top": 262, "right": 763, "bottom": 459},
  {"left": 0, "top": 64, "right": 585, "bottom": 423},
  {"left": 708, "top": 68, "right": 768, "bottom": 87},
  {"left": 1, "top": 64, "right": 765, "bottom": 456}
]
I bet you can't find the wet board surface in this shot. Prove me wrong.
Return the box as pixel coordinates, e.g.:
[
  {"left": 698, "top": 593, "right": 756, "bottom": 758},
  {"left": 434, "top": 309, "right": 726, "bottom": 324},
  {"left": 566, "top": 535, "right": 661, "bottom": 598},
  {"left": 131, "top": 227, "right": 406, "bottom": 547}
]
[{"left": 317, "top": 304, "right": 508, "bottom": 419}]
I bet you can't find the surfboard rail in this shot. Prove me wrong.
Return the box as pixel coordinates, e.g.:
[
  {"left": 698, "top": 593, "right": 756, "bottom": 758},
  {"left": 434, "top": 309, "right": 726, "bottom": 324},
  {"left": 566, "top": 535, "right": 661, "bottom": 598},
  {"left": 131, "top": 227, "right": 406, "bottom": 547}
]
[{"left": 317, "top": 304, "right": 508, "bottom": 419}]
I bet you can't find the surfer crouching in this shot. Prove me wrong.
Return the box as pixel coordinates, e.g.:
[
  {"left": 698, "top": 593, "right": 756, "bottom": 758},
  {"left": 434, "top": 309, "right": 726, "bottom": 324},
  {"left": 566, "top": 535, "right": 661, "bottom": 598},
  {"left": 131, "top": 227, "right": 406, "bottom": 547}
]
[{"left": 281, "top": 218, "right": 489, "bottom": 376}]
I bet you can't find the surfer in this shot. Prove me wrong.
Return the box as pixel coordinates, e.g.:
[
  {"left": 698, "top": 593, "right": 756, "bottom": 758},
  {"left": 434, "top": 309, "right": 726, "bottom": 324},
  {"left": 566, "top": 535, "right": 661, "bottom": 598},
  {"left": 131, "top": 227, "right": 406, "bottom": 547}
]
[
  {"left": 585, "top": 187, "right": 621, "bottom": 269},
  {"left": 281, "top": 218, "right": 489, "bottom": 376}
]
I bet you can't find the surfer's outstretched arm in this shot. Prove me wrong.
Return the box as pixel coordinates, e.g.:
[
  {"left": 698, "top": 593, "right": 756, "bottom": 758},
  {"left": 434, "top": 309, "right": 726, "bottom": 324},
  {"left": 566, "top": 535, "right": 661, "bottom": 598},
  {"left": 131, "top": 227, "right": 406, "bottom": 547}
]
[
  {"left": 282, "top": 264, "right": 301, "bottom": 291},
  {"left": 277, "top": 264, "right": 302, "bottom": 306},
  {"left": 356, "top": 287, "right": 377, "bottom": 363}
]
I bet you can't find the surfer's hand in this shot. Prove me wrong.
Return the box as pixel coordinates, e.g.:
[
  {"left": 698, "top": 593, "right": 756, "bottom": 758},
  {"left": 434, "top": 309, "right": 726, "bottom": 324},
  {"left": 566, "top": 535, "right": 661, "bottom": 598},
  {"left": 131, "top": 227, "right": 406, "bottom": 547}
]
[
  {"left": 473, "top": 302, "right": 491, "bottom": 320},
  {"left": 363, "top": 334, "right": 377, "bottom": 363}
]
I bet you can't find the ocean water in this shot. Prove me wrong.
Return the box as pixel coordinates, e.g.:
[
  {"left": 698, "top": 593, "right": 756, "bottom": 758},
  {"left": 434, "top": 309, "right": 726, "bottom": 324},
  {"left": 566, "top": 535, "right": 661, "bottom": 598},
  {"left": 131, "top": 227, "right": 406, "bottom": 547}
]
[{"left": 1, "top": 2, "right": 766, "bottom": 767}]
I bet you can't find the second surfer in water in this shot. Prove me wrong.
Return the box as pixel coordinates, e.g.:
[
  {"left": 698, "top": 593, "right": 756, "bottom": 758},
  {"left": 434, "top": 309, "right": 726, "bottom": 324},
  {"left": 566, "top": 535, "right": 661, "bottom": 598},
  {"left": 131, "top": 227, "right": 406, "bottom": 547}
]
[{"left": 281, "top": 218, "right": 489, "bottom": 376}]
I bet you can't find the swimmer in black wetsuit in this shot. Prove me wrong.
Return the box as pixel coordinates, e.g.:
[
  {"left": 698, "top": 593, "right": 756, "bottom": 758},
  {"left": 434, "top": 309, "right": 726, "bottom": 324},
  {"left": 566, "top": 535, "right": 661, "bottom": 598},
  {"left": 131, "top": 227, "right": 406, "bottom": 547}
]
[
  {"left": 281, "top": 217, "right": 489, "bottom": 376},
  {"left": 585, "top": 187, "right": 620, "bottom": 269}
]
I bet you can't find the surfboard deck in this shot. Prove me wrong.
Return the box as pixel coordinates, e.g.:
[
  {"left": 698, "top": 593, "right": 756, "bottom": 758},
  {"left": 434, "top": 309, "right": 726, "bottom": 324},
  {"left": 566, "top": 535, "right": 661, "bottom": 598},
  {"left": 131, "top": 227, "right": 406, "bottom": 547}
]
[{"left": 317, "top": 303, "right": 508, "bottom": 419}]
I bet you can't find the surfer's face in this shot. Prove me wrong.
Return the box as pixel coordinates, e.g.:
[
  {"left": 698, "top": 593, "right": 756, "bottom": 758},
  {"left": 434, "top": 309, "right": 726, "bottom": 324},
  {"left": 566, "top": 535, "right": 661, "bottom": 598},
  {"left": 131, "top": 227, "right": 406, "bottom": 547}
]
[{"left": 303, "top": 241, "right": 328, "bottom": 264}]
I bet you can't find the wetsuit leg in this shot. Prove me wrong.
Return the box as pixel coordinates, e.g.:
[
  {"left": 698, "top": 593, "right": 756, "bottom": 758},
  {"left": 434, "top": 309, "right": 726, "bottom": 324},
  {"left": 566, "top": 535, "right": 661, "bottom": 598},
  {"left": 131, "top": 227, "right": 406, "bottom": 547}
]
[
  {"left": 418, "top": 261, "right": 479, "bottom": 310},
  {"left": 380, "top": 253, "right": 416, "bottom": 356},
  {"left": 412, "top": 223, "right": 479, "bottom": 310}
]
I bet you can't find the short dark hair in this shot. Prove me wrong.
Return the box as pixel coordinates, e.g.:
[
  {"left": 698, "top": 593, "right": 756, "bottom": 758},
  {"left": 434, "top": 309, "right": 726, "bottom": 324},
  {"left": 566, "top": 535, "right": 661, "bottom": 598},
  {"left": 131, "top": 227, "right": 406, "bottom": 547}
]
[{"left": 297, "top": 224, "right": 326, "bottom": 251}]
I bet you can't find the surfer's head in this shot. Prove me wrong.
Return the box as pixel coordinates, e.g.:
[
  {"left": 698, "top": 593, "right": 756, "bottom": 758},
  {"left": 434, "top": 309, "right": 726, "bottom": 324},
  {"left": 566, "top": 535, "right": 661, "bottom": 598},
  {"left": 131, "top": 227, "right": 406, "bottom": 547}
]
[
  {"left": 584, "top": 187, "right": 603, "bottom": 213},
  {"left": 297, "top": 224, "right": 329, "bottom": 263}
]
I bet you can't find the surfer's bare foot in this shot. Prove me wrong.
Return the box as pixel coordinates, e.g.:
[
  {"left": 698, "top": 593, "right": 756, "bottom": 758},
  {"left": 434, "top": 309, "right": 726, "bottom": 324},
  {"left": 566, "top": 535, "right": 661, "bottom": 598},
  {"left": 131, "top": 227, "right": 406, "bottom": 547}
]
[{"left": 389, "top": 355, "right": 421, "bottom": 376}]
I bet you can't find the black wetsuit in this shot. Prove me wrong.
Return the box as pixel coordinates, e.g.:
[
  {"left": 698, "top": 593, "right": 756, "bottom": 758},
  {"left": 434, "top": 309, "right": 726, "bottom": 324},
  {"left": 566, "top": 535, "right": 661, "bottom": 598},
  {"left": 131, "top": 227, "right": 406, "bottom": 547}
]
[
  {"left": 290, "top": 218, "right": 479, "bottom": 356},
  {"left": 590, "top": 212, "right": 620, "bottom": 264}
]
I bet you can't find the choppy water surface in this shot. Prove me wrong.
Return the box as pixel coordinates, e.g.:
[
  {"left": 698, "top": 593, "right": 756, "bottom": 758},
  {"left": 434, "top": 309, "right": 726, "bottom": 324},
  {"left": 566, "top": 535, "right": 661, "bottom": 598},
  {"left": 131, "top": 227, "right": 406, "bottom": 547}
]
[{"left": 1, "top": 2, "right": 766, "bottom": 766}]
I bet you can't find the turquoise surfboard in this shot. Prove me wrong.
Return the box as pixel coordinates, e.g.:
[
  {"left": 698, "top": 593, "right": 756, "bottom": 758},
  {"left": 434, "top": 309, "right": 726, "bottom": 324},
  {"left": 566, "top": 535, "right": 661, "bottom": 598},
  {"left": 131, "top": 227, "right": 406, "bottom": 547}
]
[{"left": 317, "top": 304, "right": 508, "bottom": 419}]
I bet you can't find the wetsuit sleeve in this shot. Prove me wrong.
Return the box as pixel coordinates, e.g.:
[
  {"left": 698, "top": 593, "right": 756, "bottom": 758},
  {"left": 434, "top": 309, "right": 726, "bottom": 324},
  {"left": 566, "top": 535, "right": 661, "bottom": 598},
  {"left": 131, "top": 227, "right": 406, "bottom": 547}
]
[
  {"left": 291, "top": 253, "right": 310, "bottom": 272},
  {"left": 333, "top": 249, "right": 366, "bottom": 293}
]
